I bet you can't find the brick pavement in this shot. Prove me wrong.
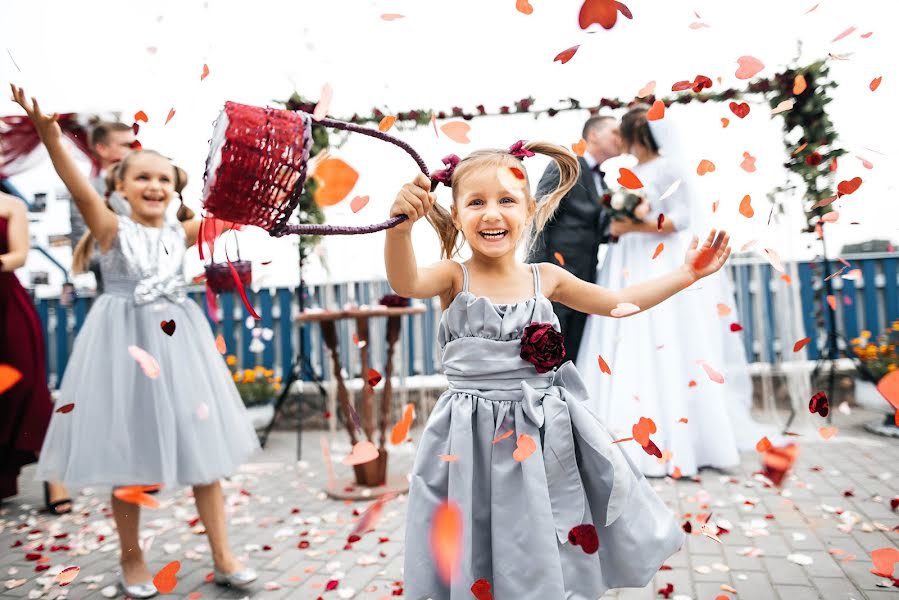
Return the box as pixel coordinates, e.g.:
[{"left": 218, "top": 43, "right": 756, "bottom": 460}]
[{"left": 2, "top": 407, "right": 897, "bottom": 600}]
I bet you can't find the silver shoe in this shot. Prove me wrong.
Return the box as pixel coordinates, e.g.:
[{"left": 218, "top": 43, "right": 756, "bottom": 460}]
[
  {"left": 213, "top": 567, "right": 258, "bottom": 588},
  {"left": 117, "top": 573, "right": 158, "bottom": 598}
]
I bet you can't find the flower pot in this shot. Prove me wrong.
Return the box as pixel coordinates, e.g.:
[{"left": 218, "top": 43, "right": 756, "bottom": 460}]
[
  {"left": 245, "top": 401, "right": 275, "bottom": 430},
  {"left": 352, "top": 448, "right": 388, "bottom": 487}
]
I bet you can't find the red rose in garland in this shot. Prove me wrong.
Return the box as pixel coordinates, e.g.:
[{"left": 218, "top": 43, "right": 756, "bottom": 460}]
[{"left": 520, "top": 322, "right": 566, "bottom": 373}]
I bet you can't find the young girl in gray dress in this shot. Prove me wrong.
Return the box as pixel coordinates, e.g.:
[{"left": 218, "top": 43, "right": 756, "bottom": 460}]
[
  {"left": 12, "top": 85, "right": 259, "bottom": 598},
  {"left": 385, "top": 141, "right": 731, "bottom": 599}
]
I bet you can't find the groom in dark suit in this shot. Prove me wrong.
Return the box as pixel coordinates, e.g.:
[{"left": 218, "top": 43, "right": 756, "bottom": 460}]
[{"left": 527, "top": 115, "right": 622, "bottom": 365}]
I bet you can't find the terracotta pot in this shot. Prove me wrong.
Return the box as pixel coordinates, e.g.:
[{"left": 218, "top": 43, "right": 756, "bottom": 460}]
[{"left": 353, "top": 448, "right": 388, "bottom": 487}]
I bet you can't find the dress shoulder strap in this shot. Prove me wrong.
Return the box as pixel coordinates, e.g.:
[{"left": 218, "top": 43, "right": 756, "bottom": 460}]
[
  {"left": 459, "top": 262, "right": 470, "bottom": 293},
  {"left": 531, "top": 263, "right": 541, "bottom": 295}
]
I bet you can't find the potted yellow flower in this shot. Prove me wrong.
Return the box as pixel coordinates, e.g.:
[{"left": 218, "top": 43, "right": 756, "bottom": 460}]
[
  {"left": 226, "top": 355, "right": 281, "bottom": 430},
  {"left": 849, "top": 320, "right": 899, "bottom": 437}
]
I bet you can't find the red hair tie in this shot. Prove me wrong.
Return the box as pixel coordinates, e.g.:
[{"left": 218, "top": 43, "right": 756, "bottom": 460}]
[
  {"left": 431, "top": 154, "right": 461, "bottom": 188},
  {"left": 508, "top": 140, "right": 535, "bottom": 159}
]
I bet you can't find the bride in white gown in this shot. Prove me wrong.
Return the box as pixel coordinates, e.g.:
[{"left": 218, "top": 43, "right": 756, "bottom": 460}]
[{"left": 576, "top": 105, "right": 767, "bottom": 477}]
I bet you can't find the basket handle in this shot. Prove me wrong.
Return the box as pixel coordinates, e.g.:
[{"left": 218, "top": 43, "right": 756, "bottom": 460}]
[{"left": 278, "top": 117, "right": 438, "bottom": 237}]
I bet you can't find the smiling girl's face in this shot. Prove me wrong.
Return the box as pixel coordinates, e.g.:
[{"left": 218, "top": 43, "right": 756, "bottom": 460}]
[{"left": 115, "top": 152, "right": 177, "bottom": 225}]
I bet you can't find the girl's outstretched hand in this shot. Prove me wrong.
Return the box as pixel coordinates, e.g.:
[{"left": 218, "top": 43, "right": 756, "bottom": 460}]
[
  {"left": 684, "top": 229, "right": 731, "bottom": 280},
  {"left": 10, "top": 84, "right": 62, "bottom": 145},
  {"left": 389, "top": 173, "right": 435, "bottom": 233}
]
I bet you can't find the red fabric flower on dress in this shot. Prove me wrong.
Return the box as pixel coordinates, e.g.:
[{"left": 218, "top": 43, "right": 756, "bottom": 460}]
[{"left": 520, "top": 322, "right": 566, "bottom": 373}]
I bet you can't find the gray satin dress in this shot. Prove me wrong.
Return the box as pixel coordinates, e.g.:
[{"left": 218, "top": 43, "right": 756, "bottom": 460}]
[
  {"left": 404, "top": 262, "right": 685, "bottom": 600},
  {"left": 36, "top": 216, "right": 259, "bottom": 486}
]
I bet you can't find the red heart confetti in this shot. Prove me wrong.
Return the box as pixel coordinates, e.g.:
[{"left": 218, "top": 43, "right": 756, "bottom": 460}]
[
  {"left": 55, "top": 403, "right": 75, "bottom": 414},
  {"left": 617, "top": 167, "right": 643, "bottom": 189},
  {"left": 160, "top": 319, "right": 176, "bottom": 336},
  {"left": 730, "top": 323, "right": 743, "bottom": 332},
  {"left": 809, "top": 391, "right": 829, "bottom": 417},
  {"left": 578, "top": 0, "right": 631, "bottom": 30},
  {"left": 837, "top": 177, "right": 862, "bottom": 196},
  {"left": 646, "top": 99, "right": 665, "bottom": 121},
  {"left": 870, "top": 76, "right": 882, "bottom": 92},
  {"left": 729, "top": 102, "right": 750, "bottom": 118},
  {"left": 793, "top": 337, "right": 811, "bottom": 352},
  {"left": 165, "top": 108, "right": 176, "bottom": 125},
  {"left": 568, "top": 524, "right": 600, "bottom": 553},
  {"left": 471, "top": 578, "right": 494, "bottom": 600},
  {"left": 200, "top": 63, "right": 210, "bottom": 81},
  {"left": 367, "top": 368, "right": 382, "bottom": 387},
  {"left": 597, "top": 355, "right": 611, "bottom": 374},
  {"left": 553, "top": 45, "right": 580, "bottom": 64},
  {"left": 153, "top": 561, "right": 180, "bottom": 594},
  {"left": 134, "top": 110, "right": 149, "bottom": 122}
]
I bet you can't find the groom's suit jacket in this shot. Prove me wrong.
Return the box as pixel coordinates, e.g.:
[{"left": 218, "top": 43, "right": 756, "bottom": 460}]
[
  {"left": 526, "top": 156, "right": 612, "bottom": 365},
  {"left": 527, "top": 156, "right": 611, "bottom": 284}
]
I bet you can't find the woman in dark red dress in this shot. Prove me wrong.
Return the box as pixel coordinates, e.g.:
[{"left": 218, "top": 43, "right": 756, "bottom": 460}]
[{"left": 0, "top": 192, "right": 71, "bottom": 513}]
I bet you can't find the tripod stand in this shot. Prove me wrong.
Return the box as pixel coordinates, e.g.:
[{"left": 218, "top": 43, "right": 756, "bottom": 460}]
[
  {"left": 258, "top": 237, "right": 328, "bottom": 460},
  {"left": 783, "top": 211, "right": 849, "bottom": 431}
]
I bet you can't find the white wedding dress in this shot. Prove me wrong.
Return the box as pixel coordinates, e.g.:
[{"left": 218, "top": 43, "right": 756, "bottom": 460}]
[{"left": 576, "top": 154, "right": 768, "bottom": 477}]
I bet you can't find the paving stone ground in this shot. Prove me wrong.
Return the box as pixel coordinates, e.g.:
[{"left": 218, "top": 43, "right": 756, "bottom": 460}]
[{"left": 2, "top": 407, "right": 897, "bottom": 600}]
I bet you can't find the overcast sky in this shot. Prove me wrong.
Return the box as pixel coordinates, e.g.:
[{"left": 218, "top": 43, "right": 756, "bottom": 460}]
[{"left": 3, "top": 0, "right": 897, "bottom": 287}]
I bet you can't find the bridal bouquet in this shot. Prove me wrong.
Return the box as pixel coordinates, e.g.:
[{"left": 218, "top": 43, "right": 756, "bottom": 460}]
[{"left": 602, "top": 188, "right": 650, "bottom": 223}]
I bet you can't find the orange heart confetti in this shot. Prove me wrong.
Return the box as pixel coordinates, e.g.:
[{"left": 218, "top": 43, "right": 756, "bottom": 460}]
[
  {"left": 771, "top": 99, "right": 795, "bottom": 115},
  {"left": 720, "top": 117, "right": 730, "bottom": 128},
  {"left": 134, "top": 110, "right": 149, "bottom": 123},
  {"left": 831, "top": 25, "right": 856, "bottom": 43},
  {"left": 819, "top": 426, "right": 838, "bottom": 440},
  {"left": 876, "top": 370, "right": 899, "bottom": 410},
  {"left": 837, "top": 177, "right": 862, "bottom": 196},
  {"left": 440, "top": 121, "right": 471, "bottom": 144},
  {"left": 610, "top": 302, "right": 640, "bottom": 317},
  {"left": 153, "top": 561, "right": 180, "bottom": 594},
  {"left": 870, "top": 76, "right": 882, "bottom": 92},
  {"left": 554, "top": 45, "right": 580, "bottom": 64},
  {"left": 439, "top": 454, "right": 459, "bottom": 462},
  {"left": 390, "top": 403, "right": 415, "bottom": 445},
  {"left": 515, "top": 0, "right": 534, "bottom": 14},
  {"left": 200, "top": 63, "right": 210, "bottom": 81},
  {"left": 553, "top": 251, "right": 565, "bottom": 266},
  {"left": 571, "top": 139, "right": 586, "bottom": 156},
  {"left": 578, "top": 0, "right": 630, "bottom": 30},
  {"left": 762, "top": 443, "right": 799, "bottom": 486},
  {"left": 0, "top": 364, "right": 23, "bottom": 394},
  {"left": 55, "top": 403, "right": 74, "bottom": 414},
  {"left": 716, "top": 303, "right": 732, "bottom": 317},
  {"left": 378, "top": 116, "right": 397, "bottom": 132},
  {"left": 870, "top": 547, "right": 899, "bottom": 578},
  {"left": 764, "top": 248, "right": 785, "bottom": 273},
  {"left": 856, "top": 156, "right": 874, "bottom": 169},
  {"left": 652, "top": 243, "right": 664, "bottom": 259},
  {"left": 739, "top": 194, "right": 754, "bottom": 218},
  {"left": 55, "top": 566, "right": 80, "bottom": 587},
  {"left": 313, "top": 158, "right": 359, "bottom": 206},
  {"left": 113, "top": 485, "right": 161, "bottom": 509},
  {"left": 597, "top": 355, "right": 611, "bottom": 374},
  {"left": 756, "top": 437, "right": 773, "bottom": 452},
  {"left": 617, "top": 168, "right": 643, "bottom": 189},
  {"left": 165, "top": 108, "right": 176, "bottom": 125},
  {"left": 430, "top": 500, "right": 463, "bottom": 584},
  {"left": 646, "top": 100, "right": 665, "bottom": 121},
  {"left": 700, "top": 361, "right": 725, "bottom": 384},
  {"left": 793, "top": 337, "right": 811, "bottom": 352},
  {"left": 740, "top": 152, "right": 756, "bottom": 173},
  {"left": 128, "top": 345, "right": 160, "bottom": 379},
  {"left": 492, "top": 430, "right": 514, "bottom": 444},
  {"left": 513, "top": 433, "right": 537, "bottom": 462},
  {"left": 793, "top": 74, "right": 807, "bottom": 95},
  {"left": 313, "top": 83, "right": 333, "bottom": 121},
  {"left": 678, "top": 417, "right": 688, "bottom": 424},
  {"left": 735, "top": 55, "right": 764, "bottom": 79},
  {"left": 632, "top": 417, "right": 656, "bottom": 447},
  {"left": 215, "top": 334, "right": 226, "bottom": 354},
  {"left": 342, "top": 441, "right": 379, "bottom": 466},
  {"left": 696, "top": 159, "right": 716, "bottom": 176},
  {"left": 380, "top": 13, "right": 405, "bottom": 20},
  {"left": 672, "top": 466, "right": 682, "bottom": 479},
  {"left": 637, "top": 81, "right": 656, "bottom": 98},
  {"left": 350, "top": 195, "right": 369, "bottom": 213}
]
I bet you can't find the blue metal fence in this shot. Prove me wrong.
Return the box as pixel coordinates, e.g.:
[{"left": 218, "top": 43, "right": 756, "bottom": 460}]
[{"left": 32, "top": 254, "right": 899, "bottom": 388}]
